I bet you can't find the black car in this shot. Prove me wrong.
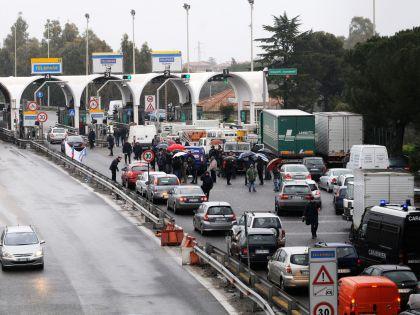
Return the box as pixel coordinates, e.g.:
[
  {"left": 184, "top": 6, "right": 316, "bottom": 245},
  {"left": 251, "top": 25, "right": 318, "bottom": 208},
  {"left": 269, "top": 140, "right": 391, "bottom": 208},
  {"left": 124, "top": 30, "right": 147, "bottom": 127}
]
[
  {"left": 302, "top": 157, "right": 326, "bottom": 181},
  {"left": 61, "top": 135, "right": 85, "bottom": 153},
  {"left": 229, "top": 228, "right": 278, "bottom": 265},
  {"left": 315, "top": 242, "right": 362, "bottom": 277},
  {"left": 389, "top": 155, "right": 410, "bottom": 171},
  {"left": 362, "top": 265, "right": 419, "bottom": 308}
]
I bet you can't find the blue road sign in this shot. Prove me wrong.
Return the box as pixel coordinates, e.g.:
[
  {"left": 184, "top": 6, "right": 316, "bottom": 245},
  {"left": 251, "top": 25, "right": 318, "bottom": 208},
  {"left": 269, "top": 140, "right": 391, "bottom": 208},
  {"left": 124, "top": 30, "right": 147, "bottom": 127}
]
[
  {"left": 36, "top": 91, "right": 44, "bottom": 98},
  {"left": 68, "top": 109, "right": 75, "bottom": 117}
]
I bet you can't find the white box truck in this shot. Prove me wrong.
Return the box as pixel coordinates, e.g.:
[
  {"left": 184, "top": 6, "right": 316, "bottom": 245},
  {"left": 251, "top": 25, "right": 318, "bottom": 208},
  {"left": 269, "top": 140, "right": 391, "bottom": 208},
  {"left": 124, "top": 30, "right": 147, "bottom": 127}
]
[
  {"left": 352, "top": 170, "right": 414, "bottom": 232},
  {"left": 314, "top": 112, "right": 363, "bottom": 165}
]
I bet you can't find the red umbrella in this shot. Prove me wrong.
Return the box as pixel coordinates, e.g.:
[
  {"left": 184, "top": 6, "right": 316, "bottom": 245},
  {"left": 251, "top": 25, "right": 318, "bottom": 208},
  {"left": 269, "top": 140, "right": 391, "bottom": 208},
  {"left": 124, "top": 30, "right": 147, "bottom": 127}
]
[
  {"left": 167, "top": 143, "right": 185, "bottom": 152},
  {"left": 267, "top": 158, "right": 283, "bottom": 171}
]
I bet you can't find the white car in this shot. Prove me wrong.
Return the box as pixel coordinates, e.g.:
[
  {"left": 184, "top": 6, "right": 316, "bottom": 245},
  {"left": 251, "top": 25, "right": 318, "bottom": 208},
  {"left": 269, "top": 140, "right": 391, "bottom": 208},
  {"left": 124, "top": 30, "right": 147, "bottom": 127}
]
[
  {"left": 319, "top": 168, "right": 353, "bottom": 193},
  {"left": 47, "top": 127, "right": 67, "bottom": 144},
  {"left": 280, "top": 164, "right": 311, "bottom": 181},
  {"left": 135, "top": 171, "right": 166, "bottom": 196},
  {"left": 333, "top": 173, "right": 354, "bottom": 196},
  {"left": 267, "top": 246, "right": 309, "bottom": 291},
  {"left": 306, "top": 179, "right": 321, "bottom": 207}
]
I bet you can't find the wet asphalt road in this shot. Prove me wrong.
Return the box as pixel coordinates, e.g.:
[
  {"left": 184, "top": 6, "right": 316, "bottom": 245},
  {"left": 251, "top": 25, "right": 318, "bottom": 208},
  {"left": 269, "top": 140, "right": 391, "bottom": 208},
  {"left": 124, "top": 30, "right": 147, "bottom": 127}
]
[
  {"left": 0, "top": 142, "right": 227, "bottom": 315},
  {"left": 46, "top": 142, "right": 352, "bottom": 308}
]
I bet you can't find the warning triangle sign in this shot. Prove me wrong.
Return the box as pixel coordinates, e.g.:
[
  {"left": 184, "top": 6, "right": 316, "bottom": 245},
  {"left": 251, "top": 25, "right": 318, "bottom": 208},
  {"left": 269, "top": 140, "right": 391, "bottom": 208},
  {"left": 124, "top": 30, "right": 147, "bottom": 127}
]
[
  {"left": 146, "top": 103, "right": 155, "bottom": 112},
  {"left": 313, "top": 265, "right": 334, "bottom": 285}
]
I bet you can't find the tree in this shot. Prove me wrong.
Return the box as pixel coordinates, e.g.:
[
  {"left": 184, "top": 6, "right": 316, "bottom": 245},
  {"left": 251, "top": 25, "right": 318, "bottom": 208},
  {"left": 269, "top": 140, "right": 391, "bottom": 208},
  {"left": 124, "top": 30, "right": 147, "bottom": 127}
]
[
  {"left": 138, "top": 42, "right": 152, "bottom": 73},
  {"left": 220, "top": 104, "right": 235, "bottom": 122},
  {"left": 344, "top": 17, "right": 375, "bottom": 49},
  {"left": 345, "top": 27, "right": 420, "bottom": 153}
]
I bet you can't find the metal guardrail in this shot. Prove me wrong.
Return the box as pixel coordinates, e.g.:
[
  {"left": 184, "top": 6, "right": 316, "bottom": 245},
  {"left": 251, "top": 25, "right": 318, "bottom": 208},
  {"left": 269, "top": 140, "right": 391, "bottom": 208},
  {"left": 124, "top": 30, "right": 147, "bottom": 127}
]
[
  {"left": 194, "top": 245, "right": 276, "bottom": 315},
  {"left": 200, "top": 244, "right": 310, "bottom": 315}
]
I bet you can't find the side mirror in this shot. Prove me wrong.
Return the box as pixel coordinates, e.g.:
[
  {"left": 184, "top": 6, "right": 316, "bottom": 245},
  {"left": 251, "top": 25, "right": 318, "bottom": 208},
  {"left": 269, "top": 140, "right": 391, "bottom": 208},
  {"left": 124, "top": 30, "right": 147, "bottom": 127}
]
[{"left": 40, "top": 240, "right": 46, "bottom": 244}]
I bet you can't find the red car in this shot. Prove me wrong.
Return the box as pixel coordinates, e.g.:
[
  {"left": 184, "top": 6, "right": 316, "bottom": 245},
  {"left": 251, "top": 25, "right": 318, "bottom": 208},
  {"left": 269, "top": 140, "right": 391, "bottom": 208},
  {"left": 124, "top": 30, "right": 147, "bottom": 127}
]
[{"left": 121, "top": 162, "right": 152, "bottom": 189}]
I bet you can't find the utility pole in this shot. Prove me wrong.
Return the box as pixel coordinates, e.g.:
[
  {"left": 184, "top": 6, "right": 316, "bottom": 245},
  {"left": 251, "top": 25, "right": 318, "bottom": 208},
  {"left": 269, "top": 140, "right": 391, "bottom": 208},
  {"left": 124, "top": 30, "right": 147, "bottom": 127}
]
[
  {"left": 85, "top": 13, "right": 90, "bottom": 133},
  {"left": 131, "top": 9, "right": 136, "bottom": 74},
  {"left": 183, "top": 3, "right": 191, "bottom": 73},
  {"left": 197, "top": 41, "right": 201, "bottom": 62},
  {"left": 248, "top": 0, "right": 254, "bottom": 72}
]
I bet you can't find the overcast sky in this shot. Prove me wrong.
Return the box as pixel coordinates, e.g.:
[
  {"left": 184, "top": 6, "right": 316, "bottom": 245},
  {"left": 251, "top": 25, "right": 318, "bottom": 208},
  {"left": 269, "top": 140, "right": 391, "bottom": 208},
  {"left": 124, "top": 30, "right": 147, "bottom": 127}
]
[{"left": 0, "top": 0, "right": 419, "bottom": 63}]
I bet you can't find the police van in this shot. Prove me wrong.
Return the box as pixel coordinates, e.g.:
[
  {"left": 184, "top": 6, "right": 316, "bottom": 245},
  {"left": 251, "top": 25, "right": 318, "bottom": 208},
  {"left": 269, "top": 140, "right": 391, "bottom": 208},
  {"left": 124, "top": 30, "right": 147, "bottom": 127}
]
[{"left": 352, "top": 203, "right": 420, "bottom": 275}]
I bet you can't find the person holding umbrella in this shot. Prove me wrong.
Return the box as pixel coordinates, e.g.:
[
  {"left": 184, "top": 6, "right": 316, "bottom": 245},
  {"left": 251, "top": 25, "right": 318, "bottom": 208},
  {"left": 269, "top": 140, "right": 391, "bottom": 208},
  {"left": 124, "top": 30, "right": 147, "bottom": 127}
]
[{"left": 256, "top": 158, "right": 265, "bottom": 185}]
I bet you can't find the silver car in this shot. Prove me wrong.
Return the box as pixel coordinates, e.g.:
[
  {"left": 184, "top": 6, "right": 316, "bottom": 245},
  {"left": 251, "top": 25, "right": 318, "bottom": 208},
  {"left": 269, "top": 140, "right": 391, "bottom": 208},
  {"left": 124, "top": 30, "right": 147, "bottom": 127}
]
[
  {"left": 267, "top": 246, "right": 309, "bottom": 291},
  {"left": 319, "top": 168, "right": 353, "bottom": 193},
  {"left": 146, "top": 174, "right": 180, "bottom": 203},
  {"left": 280, "top": 164, "right": 311, "bottom": 181},
  {"left": 306, "top": 179, "right": 321, "bottom": 207},
  {"left": 275, "top": 181, "right": 312, "bottom": 214},
  {"left": 0, "top": 225, "right": 45, "bottom": 270},
  {"left": 167, "top": 185, "right": 207, "bottom": 213},
  {"left": 193, "top": 202, "right": 236, "bottom": 234},
  {"left": 332, "top": 173, "right": 354, "bottom": 196},
  {"left": 136, "top": 171, "right": 166, "bottom": 196},
  {"left": 47, "top": 127, "right": 67, "bottom": 144}
]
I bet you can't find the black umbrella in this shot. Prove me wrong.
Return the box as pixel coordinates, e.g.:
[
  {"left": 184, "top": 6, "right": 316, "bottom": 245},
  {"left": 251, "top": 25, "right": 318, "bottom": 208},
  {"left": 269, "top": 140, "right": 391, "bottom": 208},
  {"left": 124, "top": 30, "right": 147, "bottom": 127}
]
[{"left": 238, "top": 151, "right": 256, "bottom": 160}]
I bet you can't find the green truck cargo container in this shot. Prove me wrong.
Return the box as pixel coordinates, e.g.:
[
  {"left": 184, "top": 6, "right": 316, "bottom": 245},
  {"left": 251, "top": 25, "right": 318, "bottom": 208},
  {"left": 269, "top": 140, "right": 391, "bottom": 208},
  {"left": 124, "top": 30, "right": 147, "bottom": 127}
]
[{"left": 260, "top": 109, "right": 315, "bottom": 157}]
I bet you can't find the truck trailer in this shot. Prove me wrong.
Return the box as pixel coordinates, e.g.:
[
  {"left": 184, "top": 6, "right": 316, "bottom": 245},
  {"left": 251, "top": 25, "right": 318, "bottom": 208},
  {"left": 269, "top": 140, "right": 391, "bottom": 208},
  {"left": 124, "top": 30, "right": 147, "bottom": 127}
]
[
  {"left": 260, "top": 109, "right": 315, "bottom": 158},
  {"left": 314, "top": 112, "right": 363, "bottom": 166}
]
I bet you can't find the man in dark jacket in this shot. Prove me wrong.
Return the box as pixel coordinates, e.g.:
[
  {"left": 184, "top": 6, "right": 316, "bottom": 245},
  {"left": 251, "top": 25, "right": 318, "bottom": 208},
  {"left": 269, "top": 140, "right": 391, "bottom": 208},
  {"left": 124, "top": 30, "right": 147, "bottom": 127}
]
[
  {"left": 303, "top": 200, "right": 320, "bottom": 239},
  {"left": 109, "top": 156, "right": 122, "bottom": 182},
  {"left": 224, "top": 154, "right": 235, "bottom": 185},
  {"left": 256, "top": 158, "right": 265, "bottom": 185},
  {"left": 133, "top": 142, "right": 142, "bottom": 160},
  {"left": 200, "top": 171, "right": 214, "bottom": 199},
  {"left": 120, "top": 127, "right": 127, "bottom": 144},
  {"left": 122, "top": 140, "right": 133, "bottom": 164},
  {"left": 114, "top": 128, "right": 120, "bottom": 147},
  {"left": 106, "top": 134, "right": 115, "bottom": 156},
  {"left": 88, "top": 129, "right": 95, "bottom": 149}
]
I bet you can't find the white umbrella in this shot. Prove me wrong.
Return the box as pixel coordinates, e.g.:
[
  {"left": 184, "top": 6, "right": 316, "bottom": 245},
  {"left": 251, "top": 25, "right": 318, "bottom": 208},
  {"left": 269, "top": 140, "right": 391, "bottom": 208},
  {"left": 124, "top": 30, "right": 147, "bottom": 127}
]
[
  {"left": 173, "top": 151, "right": 188, "bottom": 158},
  {"left": 255, "top": 153, "right": 269, "bottom": 162}
]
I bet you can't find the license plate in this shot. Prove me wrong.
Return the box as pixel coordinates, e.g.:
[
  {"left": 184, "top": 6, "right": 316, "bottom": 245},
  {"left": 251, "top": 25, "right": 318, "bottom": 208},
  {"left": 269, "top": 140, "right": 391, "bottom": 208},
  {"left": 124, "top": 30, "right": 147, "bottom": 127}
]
[
  {"left": 255, "top": 249, "right": 269, "bottom": 254},
  {"left": 408, "top": 259, "right": 420, "bottom": 263},
  {"left": 17, "top": 258, "right": 29, "bottom": 262},
  {"left": 399, "top": 288, "right": 411, "bottom": 293},
  {"left": 311, "top": 168, "right": 319, "bottom": 171},
  {"left": 291, "top": 196, "right": 303, "bottom": 199},
  {"left": 338, "top": 268, "right": 351, "bottom": 273},
  {"left": 189, "top": 199, "right": 198, "bottom": 202},
  {"left": 215, "top": 218, "right": 226, "bottom": 221},
  {"left": 301, "top": 270, "right": 309, "bottom": 276}
]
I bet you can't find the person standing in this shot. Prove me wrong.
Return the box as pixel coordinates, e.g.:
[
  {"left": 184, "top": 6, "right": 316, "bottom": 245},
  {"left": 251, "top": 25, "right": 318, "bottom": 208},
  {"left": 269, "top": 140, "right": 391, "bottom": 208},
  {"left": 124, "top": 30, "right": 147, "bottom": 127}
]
[
  {"left": 109, "top": 156, "right": 122, "bottom": 182},
  {"left": 181, "top": 157, "right": 188, "bottom": 183},
  {"left": 120, "top": 127, "right": 127, "bottom": 144},
  {"left": 133, "top": 142, "right": 142, "bottom": 160},
  {"left": 88, "top": 129, "right": 96, "bottom": 149},
  {"left": 243, "top": 158, "right": 251, "bottom": 186},
  {"left": 303, "top": 200, "right": 319, "bottom": 239},
  {"left": 172, "top": 156, "right": 182, "bottom": 180},
  {"left": 208, "top": 156, "right": 217, "bottom": 183},
  {"left": 114, "top": 128, "right": 120, "bottom": 147},
  {"left": 200, "top": 171, "right": 214, "bottom": 199},
  {"left": 256, "top": 158, "right": 265, "bottom": 185},
  {"left": 224, "top": 155, "right": 234, "bottom": 185},
  {"left": 188, "top": 155, "right": 198, "bottom": 184},
  {"left": 246, "top": 164, "right": 258, "bottom": 192},
  {"left": 122, "top": 140, "right": 133, "bottom": 164},
  {"left": 106, "top": 133, "right": 115, "bottom": 156},
  {"left": 157, "top": 149, "right": 166, "bottom": 172},
  {"left": 272, "top": 165, "right": 281, "bottom": 192}
]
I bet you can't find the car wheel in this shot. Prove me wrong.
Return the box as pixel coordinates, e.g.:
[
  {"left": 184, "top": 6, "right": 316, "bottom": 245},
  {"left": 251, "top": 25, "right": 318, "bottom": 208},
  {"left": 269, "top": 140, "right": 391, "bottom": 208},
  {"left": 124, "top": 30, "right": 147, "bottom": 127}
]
[
  {"left": 275, "top": 203, "right": 279, "bottom": 215},
  {"left": 39, "top": 263, "right": 44, "bottom": 270},
  {"left": 167, "top": 201, "right": 171, "bottom": 210},
  {"left": 193, "top": 219, "right": 198, "bottom": 231},
  {"left": 200, "top": 224, "right": 206, "bottom": 235},
  {"left": 1, "top": 264, "right": 7, "bottom": 271},
  {"left": 327, "top": 184, "right": 332, "bottom": 193},
  {"left": 173, "top": 203, "right": 177, "bottom": 214},
  {"left": 279, "top": 277, "right": 287, "bottom": 292}
]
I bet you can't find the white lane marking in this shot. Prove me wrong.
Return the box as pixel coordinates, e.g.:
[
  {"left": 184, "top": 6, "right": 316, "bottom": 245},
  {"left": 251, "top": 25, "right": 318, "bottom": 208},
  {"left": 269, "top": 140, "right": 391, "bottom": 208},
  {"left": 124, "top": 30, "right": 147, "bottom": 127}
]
[
  {"left": 283, "top": 220, "right": 350, "bottom": 224},
  {"left": 286, "top": 232, "right": 348, "bottom": 235}
]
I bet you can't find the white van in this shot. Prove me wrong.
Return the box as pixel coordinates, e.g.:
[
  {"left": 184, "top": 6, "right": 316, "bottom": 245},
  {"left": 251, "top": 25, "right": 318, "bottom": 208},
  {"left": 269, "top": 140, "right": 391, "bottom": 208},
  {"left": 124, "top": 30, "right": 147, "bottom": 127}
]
[
  {"left": 128, "top": 125, "right": 157, "bottom": 147},
  {"left": 346, "top": 145, "right": 389, "bottom": 170}
]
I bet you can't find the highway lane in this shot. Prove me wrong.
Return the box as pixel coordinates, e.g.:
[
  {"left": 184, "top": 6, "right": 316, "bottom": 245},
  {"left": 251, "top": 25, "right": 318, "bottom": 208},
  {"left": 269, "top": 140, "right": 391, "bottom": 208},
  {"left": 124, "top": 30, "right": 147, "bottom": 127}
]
[{"left": 0, "top": 141, "right": 227, "bottom": 315}]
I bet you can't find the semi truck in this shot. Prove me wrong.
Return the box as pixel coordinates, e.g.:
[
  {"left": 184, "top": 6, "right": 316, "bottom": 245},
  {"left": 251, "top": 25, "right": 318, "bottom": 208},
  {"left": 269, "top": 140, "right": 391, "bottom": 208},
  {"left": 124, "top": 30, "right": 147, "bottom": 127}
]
[
  {"left": 314, "top": 112, "right": 363, "bottom": 166},
  {"left": 260, "top": 109, "right": 315, "bottom": 158},
  {"left": 351, "top": 170, "right": 414, "bottom": 234}
]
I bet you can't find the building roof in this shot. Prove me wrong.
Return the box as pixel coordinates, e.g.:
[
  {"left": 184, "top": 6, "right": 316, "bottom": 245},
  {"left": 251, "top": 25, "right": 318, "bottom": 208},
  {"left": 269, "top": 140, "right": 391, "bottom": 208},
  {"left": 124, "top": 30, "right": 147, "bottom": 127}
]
[{"left": 264, "top": 109, "right": 312, "bottom": 117}]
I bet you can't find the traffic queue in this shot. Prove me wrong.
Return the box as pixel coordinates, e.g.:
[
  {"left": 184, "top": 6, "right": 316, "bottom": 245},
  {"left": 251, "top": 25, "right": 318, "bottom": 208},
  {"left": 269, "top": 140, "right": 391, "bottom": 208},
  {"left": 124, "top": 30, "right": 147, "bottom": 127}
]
[{"left": 56, "top": 109, "right": 420, "bottom": 314}]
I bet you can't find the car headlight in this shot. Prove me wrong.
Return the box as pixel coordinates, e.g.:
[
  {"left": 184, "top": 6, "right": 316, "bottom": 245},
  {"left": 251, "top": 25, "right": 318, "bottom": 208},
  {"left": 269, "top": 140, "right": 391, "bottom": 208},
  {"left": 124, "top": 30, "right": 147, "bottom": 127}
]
[
  {"left": 2, "top": 250, "right": 13, "bottom": 258},
  {"left": 34, "top": 249, "right": 43, "bottom": 257}
]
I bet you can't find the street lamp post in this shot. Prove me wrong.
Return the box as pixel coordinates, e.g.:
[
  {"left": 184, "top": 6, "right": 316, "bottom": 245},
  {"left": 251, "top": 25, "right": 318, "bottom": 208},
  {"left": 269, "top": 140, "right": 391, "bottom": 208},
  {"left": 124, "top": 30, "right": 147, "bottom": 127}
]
[
  {"left": 131, "top": 9, "right": 136, "bottom": 74},
  {"left": 47, "top": 19, "right": 50, "bottom": 107},
  {"left": 183, "top": 3, "right": 191, "bottom": 73},
  {"left": 85, "top": 13, "right": 90, "bottom": 133},
  {"left": 248, "top": 0, "right": 254, "bottom": 72}
]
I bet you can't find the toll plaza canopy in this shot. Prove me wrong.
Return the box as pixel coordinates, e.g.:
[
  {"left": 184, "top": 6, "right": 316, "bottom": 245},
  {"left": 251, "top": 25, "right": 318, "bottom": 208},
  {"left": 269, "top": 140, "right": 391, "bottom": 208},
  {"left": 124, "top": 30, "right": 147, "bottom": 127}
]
[{"left": 0, "top": 71, "right": 267, "bottom": 130}]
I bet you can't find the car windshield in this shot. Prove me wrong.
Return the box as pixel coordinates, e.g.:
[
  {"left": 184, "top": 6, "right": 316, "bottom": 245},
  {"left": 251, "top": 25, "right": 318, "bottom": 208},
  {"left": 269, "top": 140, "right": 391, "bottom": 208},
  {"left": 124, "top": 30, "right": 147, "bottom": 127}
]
[
  {"left": 248, "top": 234, "right": 276, "bottom": 244},
  {"left": 285, "top": 165, "right": 307, "bottom": 172},
  {"left": 252, "top": 217, "right": 281, "bottom": 229},
  {"left": 332, "top": 169, "right": 352, "bottom": 176},
  {"left": 384, "top": 270, "right": 418, "bottom": 283},
  {"left": 337, "top": 246, "right": 357, "bottom": 258},
  {"left": 53, "top": 128, "right": 65, "bottom": 133},
  {"left": 284, "top": 185, "right": 310, "bottom": 194},
  {"left": 290, "top": 254, "right": 309, "bottom": 266},
  {"left": 305, "top": 158, "right": 324, "bottom": 165},
  {"left": 207, "top": 206, "right": 233, "bottom": 215},
  {"left": 178, "top": 187, "right": 203, "bottom": 195},
  {"left": 4, "top": 232, "right": 38, "bottom": 246},
  {"left": 389, "top": 156, "right": 409, "bottom": 168},
  {"left": 67, "top": 136, "right": 83, "bottom": 142},
  {"left": 131, "top": 165, "right": 148, "bottom": 172},
  {"left": 157, "top": 177, "right": 178, "bottom": 185},
  {"left": 347, "top": 184, "right": 354, "bottom": 199},
  {"left": 344, "top": 177, "right": 354, "bottom": 186},
  {"left": 308, "top": 184, "right": 318, "bottom": 191}
]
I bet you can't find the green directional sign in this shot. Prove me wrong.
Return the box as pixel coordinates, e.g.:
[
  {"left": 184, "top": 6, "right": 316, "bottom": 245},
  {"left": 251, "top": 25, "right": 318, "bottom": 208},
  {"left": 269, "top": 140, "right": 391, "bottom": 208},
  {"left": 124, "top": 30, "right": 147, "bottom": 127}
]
[{"left": 268, "top": 68, "right": 298, "bottom": 76}]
